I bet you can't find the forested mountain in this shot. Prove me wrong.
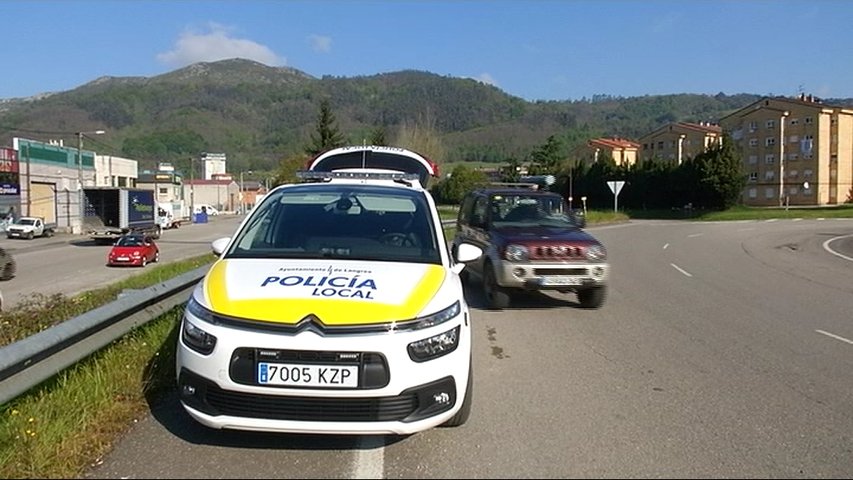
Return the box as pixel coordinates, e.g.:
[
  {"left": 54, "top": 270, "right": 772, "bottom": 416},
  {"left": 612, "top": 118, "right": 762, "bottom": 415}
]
[{"left": 1, "top": 58, "right": 850, "bottom": 173}]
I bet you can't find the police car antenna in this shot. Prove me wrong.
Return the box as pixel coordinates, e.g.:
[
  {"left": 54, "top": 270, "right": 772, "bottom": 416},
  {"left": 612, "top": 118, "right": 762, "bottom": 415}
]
[{"left": 362, "top": 139, "right": 367, "bottom": 169}]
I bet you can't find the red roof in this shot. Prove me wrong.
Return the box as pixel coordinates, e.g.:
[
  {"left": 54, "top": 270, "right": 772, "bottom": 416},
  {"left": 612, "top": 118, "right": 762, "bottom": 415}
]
[{"left": 588, "top": 137, "right": 640, "bottom": 149}]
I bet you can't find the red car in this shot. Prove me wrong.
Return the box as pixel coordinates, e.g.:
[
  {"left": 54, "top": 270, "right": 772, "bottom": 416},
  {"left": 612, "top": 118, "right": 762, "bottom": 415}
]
[{"left": 107, "top": 234, "right": 160, "bottom": 267}]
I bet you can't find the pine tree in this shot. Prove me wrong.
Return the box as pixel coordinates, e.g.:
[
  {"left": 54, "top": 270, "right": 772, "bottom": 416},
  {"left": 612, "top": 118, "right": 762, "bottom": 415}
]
[{"left": 305, "top": 99, "right": 345, "bottom": 155}]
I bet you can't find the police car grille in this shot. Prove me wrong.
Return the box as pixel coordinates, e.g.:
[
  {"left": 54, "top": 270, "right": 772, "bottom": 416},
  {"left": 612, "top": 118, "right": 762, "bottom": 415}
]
[{"left": 205, "top": 387, "right": 419, "bottom": 422}]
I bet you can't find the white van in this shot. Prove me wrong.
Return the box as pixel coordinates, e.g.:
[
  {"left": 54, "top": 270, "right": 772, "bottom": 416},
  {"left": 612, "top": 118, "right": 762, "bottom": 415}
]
[{"left": 192, "top": 204, "right": 220, "bottom": 216}]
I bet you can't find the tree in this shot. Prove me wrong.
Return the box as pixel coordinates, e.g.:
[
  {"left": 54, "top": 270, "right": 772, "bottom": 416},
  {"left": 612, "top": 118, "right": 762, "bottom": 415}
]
[
  {"left": 305, "top": 98, "right": 345, "bottom": 156},
  {"left": 367, "top": 127, "right": 388, "bottom": 146},
  {"left": 432, "top": 164, "right": 489, "bottom": 205},
  {"left": 528, "top": 135, "right": 563, "bottom": 175},
  {"left": 272, "top": 154, "right": 310, "bottom": 187},
  {"left": 690, "top": 134, "right": 745, "bottom": 209}
]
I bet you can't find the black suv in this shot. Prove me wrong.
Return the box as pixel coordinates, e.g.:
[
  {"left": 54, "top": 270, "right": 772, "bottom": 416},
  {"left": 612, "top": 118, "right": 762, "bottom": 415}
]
[{"left": 452, "top": 186, "right": 609, "bottom": 309}]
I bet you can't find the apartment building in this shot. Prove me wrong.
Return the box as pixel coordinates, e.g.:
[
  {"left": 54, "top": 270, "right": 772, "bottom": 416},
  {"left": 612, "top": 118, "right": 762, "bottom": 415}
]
[
  {"left": 720, "top": 94, "right": 853, "bottom": 207},
  {"left": 572, "top": 137, "right": 641, "bottom": 167},
  {"left": 638, "top": 121, "right": 722, "bottom": 164}
]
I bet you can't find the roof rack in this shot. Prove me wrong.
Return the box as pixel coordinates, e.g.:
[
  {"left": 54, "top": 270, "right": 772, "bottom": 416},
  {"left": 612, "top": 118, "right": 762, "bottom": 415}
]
[{"left": 489, "top": 182, "right": 540, "bottom": 190}]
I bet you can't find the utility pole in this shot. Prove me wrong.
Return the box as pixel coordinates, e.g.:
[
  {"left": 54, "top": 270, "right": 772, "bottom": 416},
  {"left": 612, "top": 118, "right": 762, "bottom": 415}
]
[
  {"left": 189, "top": 156, "right": 195, "bottom": 222},
  {"left": 75, "top": 130, "right": 105, "bottom": 233}
]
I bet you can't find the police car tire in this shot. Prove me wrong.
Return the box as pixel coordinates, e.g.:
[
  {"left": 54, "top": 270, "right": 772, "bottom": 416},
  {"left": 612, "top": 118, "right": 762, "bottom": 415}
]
[{"left": 442, "top": 364, "right": 473, "bottom": 428}]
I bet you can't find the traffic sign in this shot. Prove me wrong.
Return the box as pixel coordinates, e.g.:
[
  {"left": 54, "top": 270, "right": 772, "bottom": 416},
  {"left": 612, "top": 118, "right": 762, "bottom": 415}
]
[{"left": 607, "top": 180, "right": 626, "bottom": 212}]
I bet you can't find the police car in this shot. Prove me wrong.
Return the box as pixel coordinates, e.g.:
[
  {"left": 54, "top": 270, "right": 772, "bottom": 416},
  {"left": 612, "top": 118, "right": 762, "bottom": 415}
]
[{"left": 176, "top": 145, "right": 483, "bottom": 435}]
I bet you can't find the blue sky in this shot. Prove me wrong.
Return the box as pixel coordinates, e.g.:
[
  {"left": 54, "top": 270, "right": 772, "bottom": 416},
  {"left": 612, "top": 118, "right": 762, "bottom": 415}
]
[{"left": 2, "top": 0, "right": 852, "bottom": 102}]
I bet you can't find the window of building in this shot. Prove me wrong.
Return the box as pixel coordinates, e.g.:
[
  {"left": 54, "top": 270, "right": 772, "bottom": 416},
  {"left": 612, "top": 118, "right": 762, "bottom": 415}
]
[
  {"left": 657, "top": 141, "right": 664, "bottom": 149},
  {"left": 732, "top": 128, "right": 743, "bottom": 140},
  {"left": 801, "top": 135, "right": 813, "bottom": 153},
  {"left": 765, "top": 137, "right": 776, "bottom": 147},
  {"left": 765, "top": 187, "right": 775, "bottom": 199},
  {"left": 789, "top": 135, "right": 799, "bottom": 143},
  {"left": 789, "top": 186, "right": 798, "bottom": 196},
  {"left": 788, "top": 153, "right": 799, "bottom": 161},
  {"left": 765, "top": 154, "right": 775, "bottom": 164},
  {"left": 748, "top": 121, "right": 758, "bottom": 132},
  {"left": 748, "top": 172, "right": 758, "bottom": 182},
  {"left": 788, "top": 170, "right": 798, "bottom": 178},
  {"left": 748, "top": 188, "right": 757, "bottom": 198},
  {"left": 748, "top": 155, "right": 758, "bottom": 164},
  {"left": 749, "top": 138, "right": 758, "bottom": 147},
  {"left": 789, "top": 118, "right": 799, "bottom": 125},
  {"left": 803, "top": 185, "right": 813, "bottom": 196},
  {"left": 159, "top": 187, "right": 168, "bottom": 195},
  {"left": 803, "top": 169, "right": 813, "bottom": 178},
  {"left": 765, "top": 170, "right": 775, "bottom": 180},
  {"left": 804, "top": 117, "right": 813, "bottom": 125},
  {"left": 766, "top": 119, "right": 776, "bottom": 129}
]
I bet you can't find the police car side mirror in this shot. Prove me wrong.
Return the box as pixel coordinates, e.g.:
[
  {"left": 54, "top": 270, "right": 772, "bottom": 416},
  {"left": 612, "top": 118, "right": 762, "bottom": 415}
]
[
  {"left": 451, "top": 242, "right": 483, "bottom": 274},
  {"left": 211, "top": 237, "right": 231, "bottom": 256}
]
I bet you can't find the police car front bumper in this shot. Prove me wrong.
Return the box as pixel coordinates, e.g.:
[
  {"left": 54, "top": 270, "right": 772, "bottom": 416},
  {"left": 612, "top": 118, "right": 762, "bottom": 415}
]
[{"left": 175, "top": 312, "right": 471, "bottom": 435}]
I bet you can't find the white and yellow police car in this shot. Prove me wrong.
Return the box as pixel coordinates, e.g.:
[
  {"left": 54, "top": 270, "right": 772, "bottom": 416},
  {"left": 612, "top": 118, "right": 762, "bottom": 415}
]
[{"left": 176, "top": 145, "right": 483, "bottom": 435}]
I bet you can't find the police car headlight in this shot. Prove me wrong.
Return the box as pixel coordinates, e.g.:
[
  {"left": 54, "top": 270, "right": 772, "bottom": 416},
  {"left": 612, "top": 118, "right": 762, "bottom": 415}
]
[
  {"left": 408, "top": 325, "right": 460, "bottom": 362},
  {"left": 182, "top": 298, "right": 218, "bottom": 354},
  {"left": 505, "top": 244, "right": 528, "bottom": 262},
  {"left": 410, "top": 301, "right": 460, "bottom": 330},
  {"left": 585, "top": 245, "right": 607, "bottom": 261},
  {"left": 181, "top": 319, "right": 217, "bottom": 355}
]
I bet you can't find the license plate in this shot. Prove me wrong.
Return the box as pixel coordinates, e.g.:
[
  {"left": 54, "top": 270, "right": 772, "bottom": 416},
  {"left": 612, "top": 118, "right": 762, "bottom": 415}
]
[
  {"left": 540, "top": 276, "right": 583, "bottom": 286},
  {"left": 116, "top": 256, "right": 129, "bottom": 261},
  {"left": 258, "top": 362, "right": 359, "bottom": 387}
]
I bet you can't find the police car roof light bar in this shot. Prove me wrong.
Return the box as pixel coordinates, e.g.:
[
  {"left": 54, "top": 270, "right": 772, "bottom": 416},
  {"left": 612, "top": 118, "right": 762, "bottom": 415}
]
[{"left": 296, "top": 170, "right": 421, "bottom": 182}]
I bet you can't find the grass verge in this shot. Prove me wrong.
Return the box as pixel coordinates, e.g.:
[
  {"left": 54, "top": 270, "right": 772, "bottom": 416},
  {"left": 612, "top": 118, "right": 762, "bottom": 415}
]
[{"left": 0, "top": 253, "right": 216, "bottom": 479}]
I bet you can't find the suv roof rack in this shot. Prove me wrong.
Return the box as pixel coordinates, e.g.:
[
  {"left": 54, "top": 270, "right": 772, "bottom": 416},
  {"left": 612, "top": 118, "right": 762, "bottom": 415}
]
[{"left": 489, "top": 182, "right": 541, "bottom": 190}]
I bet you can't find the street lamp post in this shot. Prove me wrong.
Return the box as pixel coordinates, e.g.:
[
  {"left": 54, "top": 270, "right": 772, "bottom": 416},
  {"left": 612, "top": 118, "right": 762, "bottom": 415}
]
[
  {"left": 188, "top": 156, "right": 195, "bottom": 222},
  {"left": 76, "top": 130, "right": 105, "bottom": 233}
]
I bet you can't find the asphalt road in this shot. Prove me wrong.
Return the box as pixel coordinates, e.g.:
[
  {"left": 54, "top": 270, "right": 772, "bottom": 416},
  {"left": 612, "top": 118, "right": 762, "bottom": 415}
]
[
  {"left": 0, "top": 215, "right": 245, "bottom": 310},
  {"left": 14, "top": 216, "right": 853, "bottom": 478}
]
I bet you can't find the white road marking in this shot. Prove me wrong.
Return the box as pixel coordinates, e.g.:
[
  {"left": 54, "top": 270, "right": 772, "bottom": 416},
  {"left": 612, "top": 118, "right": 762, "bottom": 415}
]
[
  {"left": 353, "top": 436, "right": 385, "bottom": 479},
  {"left": 670, "top": 263, "right": 693, "bottom": 277},
  {"left": 687, "top": 233, "right": 703, "bottom": 238},
  {"left": 816, "top": 329, "right": 853, "bottom": 345},
  {"left": 822, "top": 234, "right": 853, "bottom": 262},
  {"left": 663, "top": 243, "right": 669, "bottom": 249}
]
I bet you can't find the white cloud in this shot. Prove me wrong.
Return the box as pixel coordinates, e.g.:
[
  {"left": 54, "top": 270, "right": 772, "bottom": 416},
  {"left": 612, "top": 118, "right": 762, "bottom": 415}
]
[
  {"left": 474, "top": 73, "right": 498, "bottom": 87},
  {"left": 308, "top": 34, "right": 332, "bottom": 53},
  {"left": 157, "top": 23, "right": 285, "bottom": 67}
]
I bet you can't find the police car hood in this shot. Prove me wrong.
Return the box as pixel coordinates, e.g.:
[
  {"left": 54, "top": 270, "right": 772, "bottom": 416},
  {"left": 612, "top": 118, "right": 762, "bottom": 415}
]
[{"left": 198, "top": 258, "right": 448, "bottom": 325}]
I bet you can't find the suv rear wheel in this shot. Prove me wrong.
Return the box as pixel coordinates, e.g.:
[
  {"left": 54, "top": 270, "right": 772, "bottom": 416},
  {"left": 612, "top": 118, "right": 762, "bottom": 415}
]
[{"left": 483, "top": 264, "right": 510, "bottom": 309}]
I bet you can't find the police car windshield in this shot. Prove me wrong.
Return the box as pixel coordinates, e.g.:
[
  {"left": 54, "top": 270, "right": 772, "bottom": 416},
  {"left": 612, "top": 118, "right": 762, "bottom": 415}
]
[{"left": 225, "top": 183, "right": 441, "bottom": 264}]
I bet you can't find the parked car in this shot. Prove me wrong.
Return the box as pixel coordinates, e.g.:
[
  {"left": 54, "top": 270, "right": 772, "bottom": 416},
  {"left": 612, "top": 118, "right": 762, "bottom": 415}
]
[
  {"left": 106, "top": 234, "right": 160, "bottom": 267},
  {"left": 452, "top": 185, "right": 609, "bottom": 309},
  {"left": 175, "top": 145, "right": 483, "bottom": 435},
  {"left": 6, "top": 216, "right": 56, "bottom": 240},
  {"left": 0, "top": 246, "right": 15, "bottom": 280}
]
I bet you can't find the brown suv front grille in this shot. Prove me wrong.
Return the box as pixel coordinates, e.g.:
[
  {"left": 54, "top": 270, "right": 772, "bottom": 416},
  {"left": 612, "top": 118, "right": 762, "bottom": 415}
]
[{"left": 531, "top": 245, "right": 584, "bottom": 259}]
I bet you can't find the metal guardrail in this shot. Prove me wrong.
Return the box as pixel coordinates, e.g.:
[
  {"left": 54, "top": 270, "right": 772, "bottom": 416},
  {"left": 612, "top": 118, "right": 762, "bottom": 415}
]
[
  {"left": 0, "top": 265, "right": 209, "bottom": 405},
  {"left": 0, "top": 220, "right": 460, "bottom": 406}
]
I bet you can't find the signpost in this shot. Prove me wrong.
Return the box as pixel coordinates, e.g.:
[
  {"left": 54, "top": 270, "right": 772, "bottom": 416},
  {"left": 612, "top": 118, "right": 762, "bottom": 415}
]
[{"left": 607, "top": 180, "right": 625, "bottom": 212}]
